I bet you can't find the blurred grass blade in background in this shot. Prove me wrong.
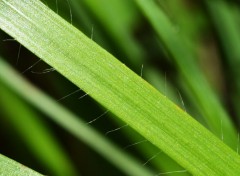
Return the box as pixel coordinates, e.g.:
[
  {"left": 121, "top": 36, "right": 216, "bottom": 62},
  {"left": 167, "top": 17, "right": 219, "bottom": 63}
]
[
  {"left": 205, "top": 0, "right": 240, "bottom": 123},
  {"left": 0, "top": 58, "right": 154, "bottom": 176},
  {"left": 0, "top": 82, "right": 78, "bottom": 176}
]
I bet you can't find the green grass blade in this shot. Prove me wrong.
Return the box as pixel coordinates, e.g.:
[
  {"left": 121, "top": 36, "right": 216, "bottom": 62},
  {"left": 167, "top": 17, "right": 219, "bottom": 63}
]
[
  {"left": 1, "top": 0, "right": 240, "bottom": 175},
  {"left": 0, "top": 58, "right": 154, "bottom": 176},
  {"left": 0, "top": 83, "right": 78, "bottom": 176},
  {"left": 0, "top": 154, "right": 43, "bottom": 176},
  {"left": 205, "top": 1, "right": 240, "bottom": 66},
  {"left": 67, "top": 1, "right": 186, "bottom": 172},
  {"left": 205, "top": 0, "right": 240, "bottom": 121},
  {"left": 160, "top": 1, "right": 205, "bottom": 41},
  {"left": 134, "top": 0, "right": 237, "bottom": 149},
  {"left": 79, "top": 0, "right": 145, "bottom": 66}
]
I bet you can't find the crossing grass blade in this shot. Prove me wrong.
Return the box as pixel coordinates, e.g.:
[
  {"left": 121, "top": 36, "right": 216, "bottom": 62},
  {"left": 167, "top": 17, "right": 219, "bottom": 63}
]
[
  {"left": 0, "top": 58, "right": 155, "bottom": 176},
  {"left": 0, "top": 82, "right": 78, "bottom": 176}
]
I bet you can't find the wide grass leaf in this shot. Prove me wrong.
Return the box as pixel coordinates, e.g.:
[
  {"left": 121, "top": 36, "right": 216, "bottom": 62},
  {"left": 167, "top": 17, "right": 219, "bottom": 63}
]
[{"left": 0, "top": 0, "right": 240, "bottom": 175}]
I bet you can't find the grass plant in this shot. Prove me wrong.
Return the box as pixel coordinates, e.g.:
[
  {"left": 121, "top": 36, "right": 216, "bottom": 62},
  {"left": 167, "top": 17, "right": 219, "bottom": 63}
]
[{"left": 0, "top": 0, "right": 240, "bottom": 175}]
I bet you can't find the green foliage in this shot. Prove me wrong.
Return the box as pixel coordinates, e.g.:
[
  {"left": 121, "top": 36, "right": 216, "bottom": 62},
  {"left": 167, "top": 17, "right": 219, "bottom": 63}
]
[{"left": 0, "top": 0, "right": 240, "bottom": 175}]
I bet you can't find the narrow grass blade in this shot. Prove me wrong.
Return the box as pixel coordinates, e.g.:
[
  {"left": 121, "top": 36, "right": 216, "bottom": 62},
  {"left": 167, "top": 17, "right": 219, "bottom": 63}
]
[
  {"left": 79, "top": 0, "right": 145, "bottom": 66},
  {"left": 0, "top": 154, "right": 43, "bottom": 176},
  {"left": 205, "top": 0, "right": 240, "bottom": 121},
  {"left": 0, "top": 1, "right": 240, "bottom": 175},
  {"left": 0, "top": 58, "right": 154, "bottom": 176},
  {"left": 0, "top": 83, "right": 78, "bottom": 176}
]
